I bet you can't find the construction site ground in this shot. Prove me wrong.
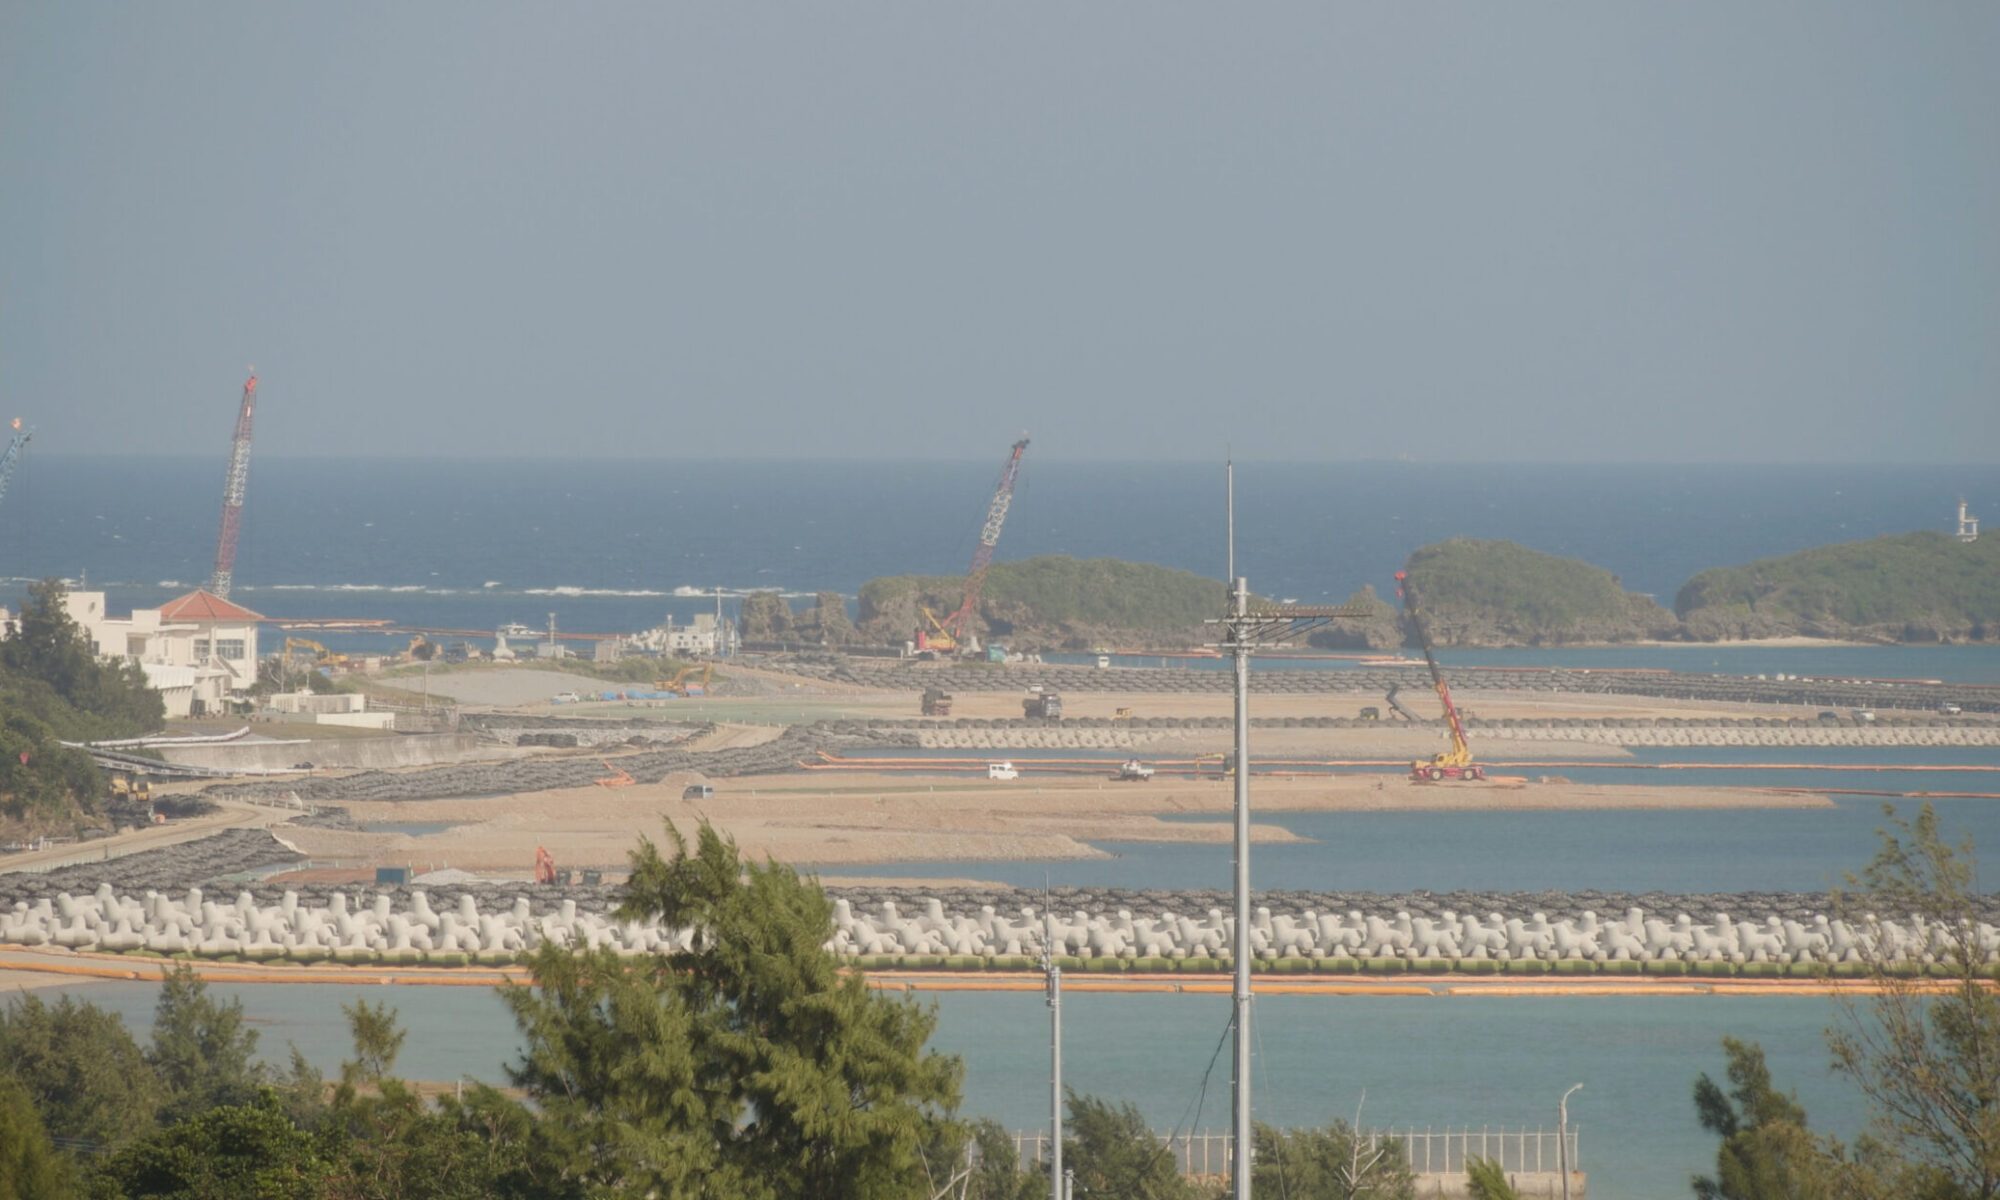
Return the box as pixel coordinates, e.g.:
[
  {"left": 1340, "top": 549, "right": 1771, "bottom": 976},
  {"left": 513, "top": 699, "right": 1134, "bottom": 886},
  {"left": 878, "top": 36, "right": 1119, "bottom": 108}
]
[{"left": 81, "top": 661, "right": 1858, "bottom": 888}]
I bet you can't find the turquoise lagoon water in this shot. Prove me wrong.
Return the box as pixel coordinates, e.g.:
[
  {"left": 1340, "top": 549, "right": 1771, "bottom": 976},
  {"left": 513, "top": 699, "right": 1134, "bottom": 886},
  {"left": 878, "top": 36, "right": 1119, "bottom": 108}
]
[
  {"left": 806, "top": 746, "right": 2000, "bottom": 893},
  {"left": 54, "top": 976, "right": 1865, "bottom": 1200}
]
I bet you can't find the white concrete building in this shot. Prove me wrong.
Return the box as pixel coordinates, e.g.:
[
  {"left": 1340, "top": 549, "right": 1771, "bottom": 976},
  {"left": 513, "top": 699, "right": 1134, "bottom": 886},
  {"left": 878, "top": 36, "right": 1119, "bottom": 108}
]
[{"left": 64, "top": 589, "right": 265, "bottom": 717}]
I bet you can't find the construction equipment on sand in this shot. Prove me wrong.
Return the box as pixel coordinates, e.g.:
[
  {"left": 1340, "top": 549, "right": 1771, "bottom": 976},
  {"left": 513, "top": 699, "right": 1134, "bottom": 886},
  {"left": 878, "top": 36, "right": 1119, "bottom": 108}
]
[
  {"left": 594, "top": 760, "right": 636, "bottom": 787},
  {"left": 1394, "top": 570, "right": 1484, "bottom": 782},
  {"left": 1022, "top": 687, "right": 1063, "bottom": 719},
  {"left": 918, "top": 437, "right": 1030, "bottom": 656},
  {"left": 208, "top": 372, "right": 259, "bottom": 599},
  {"left": 534, "top": 846, "right": 559, "bottom": 884},
  {"left": 1113, "top": 758, "right": 1155, "bottom": 781},
  {"left": 661, "top": 662, "right": 712, "bottom": 697},
  {"left": 920, "top": 686, "right": 953, "bottom": 716}
]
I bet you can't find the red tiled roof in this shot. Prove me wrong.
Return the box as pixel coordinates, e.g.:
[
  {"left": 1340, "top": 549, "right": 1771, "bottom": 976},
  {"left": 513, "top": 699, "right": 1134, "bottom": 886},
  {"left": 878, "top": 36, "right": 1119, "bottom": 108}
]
[{"left": 157, "top": 589, "right": 266, "bottom": 623}]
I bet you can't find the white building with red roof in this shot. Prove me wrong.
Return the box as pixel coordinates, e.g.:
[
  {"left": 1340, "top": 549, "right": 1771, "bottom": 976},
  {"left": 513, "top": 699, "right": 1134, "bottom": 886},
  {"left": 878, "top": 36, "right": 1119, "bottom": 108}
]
[{"left": 64, "top": 588, "right": 264, "bottom": 717}]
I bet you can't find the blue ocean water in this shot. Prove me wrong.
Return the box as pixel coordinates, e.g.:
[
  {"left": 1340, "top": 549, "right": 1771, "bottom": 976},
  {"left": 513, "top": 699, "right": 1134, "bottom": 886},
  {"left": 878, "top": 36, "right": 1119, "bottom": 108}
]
[{"left": 3, "top": 455, "right": 1995, "bottom": 651}]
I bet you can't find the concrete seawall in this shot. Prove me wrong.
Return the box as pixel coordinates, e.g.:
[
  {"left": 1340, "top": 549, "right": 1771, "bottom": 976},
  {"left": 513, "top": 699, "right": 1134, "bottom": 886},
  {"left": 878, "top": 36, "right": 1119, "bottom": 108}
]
[
  {"left": 157, "top": 734, "right": 506, "bottom": 772},
  {"left": 904, "top": 718, "right": 2000, "bottom": 750}
]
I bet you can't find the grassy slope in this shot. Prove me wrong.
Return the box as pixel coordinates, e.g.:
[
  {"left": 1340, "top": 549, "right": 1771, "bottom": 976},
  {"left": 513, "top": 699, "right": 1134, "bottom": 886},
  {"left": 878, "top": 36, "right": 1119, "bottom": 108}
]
[
  {"left": 1675, "top": 530, "right": 2000, "bottom": 628},
  {"left": 1402, "top": 538, "right": 1645, "bottom": 631},
  {"left": 859, "top": 556, "right": 1226, "bottom": 631}
]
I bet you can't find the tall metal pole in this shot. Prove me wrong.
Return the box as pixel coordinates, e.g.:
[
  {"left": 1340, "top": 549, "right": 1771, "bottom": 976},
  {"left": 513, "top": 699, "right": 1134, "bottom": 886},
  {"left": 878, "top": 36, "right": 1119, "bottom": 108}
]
[
  {"left": 1046, "top": 909, "right": 1063, "bottom": 1200},
  {"left": 1559, "top": 1083, "right": 1582, "bottom": 1200},
  {"left": 1230, "top": 575, "right": 1253, "bottom": 1200},
  {"left": 1204, "top": 465, "right": 1371, "bottom": 1200}
]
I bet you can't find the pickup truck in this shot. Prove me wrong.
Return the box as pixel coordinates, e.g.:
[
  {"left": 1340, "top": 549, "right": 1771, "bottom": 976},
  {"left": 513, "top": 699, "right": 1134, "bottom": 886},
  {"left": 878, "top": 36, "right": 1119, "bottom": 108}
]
[{"left": 1114, "top": 759, "right": 1155, "bottom": 781}]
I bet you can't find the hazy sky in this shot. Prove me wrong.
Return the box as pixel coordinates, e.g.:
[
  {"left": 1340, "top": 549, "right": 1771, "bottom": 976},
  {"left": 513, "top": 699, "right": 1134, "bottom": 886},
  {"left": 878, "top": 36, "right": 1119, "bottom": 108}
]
[{"left": 3, "top": 5, "right": 1995, "bottom": 462}]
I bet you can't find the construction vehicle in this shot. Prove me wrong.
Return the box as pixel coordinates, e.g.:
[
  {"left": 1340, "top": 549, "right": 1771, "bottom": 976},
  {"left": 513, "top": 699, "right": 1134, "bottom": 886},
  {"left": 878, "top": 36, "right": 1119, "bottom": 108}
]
[
  {"left": 662, "top": 662, "right": 713, "bottom": 697},
  {"left": 1394, "top": 571, "right": 1484, "bottom": 782},
  {"left": 0, "top": 419, "right": 31, "bottom": 516},
  {"left": 534, "top": 846, "right": 559, "bottom": 885},
  {"left": 209, "top": 373, "right": 259, "bottom": 598},
  {"left": 1358, "top": 706, "right": 1380, "bottom": 721},
  {"left": 915, "top": 606, "right": 958, "bottom": 655},
  {"left": 1022, "top": 688, "right": 1063, "bottom": 719},
  {"left": 920, "top": 437, "right": 1030, "bottom": 657},
  {"left": 405, "top": 634, "right": 438, "bottom": 661},
  {"left": 921, "top": 686, "right": 954, "bottom": 716}
]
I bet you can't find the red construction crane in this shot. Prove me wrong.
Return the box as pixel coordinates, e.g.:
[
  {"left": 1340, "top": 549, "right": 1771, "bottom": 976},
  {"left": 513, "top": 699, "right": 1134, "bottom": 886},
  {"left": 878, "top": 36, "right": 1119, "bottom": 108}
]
[
  {"left": 208, "top": 372, "right": 259, "bottom": 598},
  {"left": 936, "top": 437, "right": 1029, "bottom": 651}
]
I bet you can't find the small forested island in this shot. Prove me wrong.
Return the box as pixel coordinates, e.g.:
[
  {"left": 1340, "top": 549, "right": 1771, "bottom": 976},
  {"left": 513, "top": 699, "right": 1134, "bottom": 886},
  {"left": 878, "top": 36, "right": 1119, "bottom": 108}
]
[
  {"left": 1675, "top": 530, "right": 2000, "bottom": 643},
  {"left": 1391, "top": 538, "right": 1680, "bottom": 647},
  {"left": 854, "top": 556, "right": 1229, "bottom": 650},
  {"left": 741, "top": 530, "right": 1997, "bottom": 653}
]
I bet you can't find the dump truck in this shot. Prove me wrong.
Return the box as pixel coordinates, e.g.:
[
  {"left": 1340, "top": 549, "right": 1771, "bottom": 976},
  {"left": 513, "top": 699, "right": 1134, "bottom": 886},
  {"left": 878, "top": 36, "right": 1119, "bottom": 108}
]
[
  {"left": 921, "top": 686, "right": 954, "bottom": 716},
  {"left": 1022, "top": 688, "right": 1063, "bottom": 719}
]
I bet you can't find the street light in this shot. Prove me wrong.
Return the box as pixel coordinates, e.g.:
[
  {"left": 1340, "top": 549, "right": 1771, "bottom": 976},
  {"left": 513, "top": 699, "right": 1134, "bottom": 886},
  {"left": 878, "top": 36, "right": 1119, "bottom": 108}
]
[{"left": 1558, "top": 1083, "right": 1583, "bottom": 1200}]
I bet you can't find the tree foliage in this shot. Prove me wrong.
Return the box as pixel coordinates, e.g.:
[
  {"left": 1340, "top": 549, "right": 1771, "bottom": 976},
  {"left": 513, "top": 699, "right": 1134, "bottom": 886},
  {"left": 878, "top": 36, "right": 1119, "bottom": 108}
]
[
  {"left": 1822, "top": 803, "right": 2000, "bottom": 1199},
  {"left": 1465, "top": 1157, "right": 1524, "bottom": 1200},
  {"left": 1675, "top": 531, "right": 2000, "bottom": 640},
  {"left": 1691, "top": 1038, "right": 1820, "bottom": 1200},
  {"left": 0, "top": 992, "right": 160, "bottom": 1152},
  {"left": 1252, "top": 1116, "right": 1415, "bottom": 1199},
  {"left": 0, "top": 579, "right": 164, "bottom": 823},
  {"left": 1061, "top": 1090, "right": 1195, "bottom": 1200},
  {"left": 1402, "top": 539, "right": 1675, "bottom": 646},
  {"left": 146, "top": 965, "right": 266, "bottom": 1125},
  {"left": 504, "top": 820, "right": 962, "bottom": 1199},
  {"left": 738, "top": 591, "right": 796, "bottom": 642},
  {"left": 858, "top": 556, "right": 1232, "bottom": 649},
  {"left": 0, "top": 1074, "right": 79, "bottom": 1200},
  {"left": 89, "top": 1093, "right": 331, "bottom": 1200}
]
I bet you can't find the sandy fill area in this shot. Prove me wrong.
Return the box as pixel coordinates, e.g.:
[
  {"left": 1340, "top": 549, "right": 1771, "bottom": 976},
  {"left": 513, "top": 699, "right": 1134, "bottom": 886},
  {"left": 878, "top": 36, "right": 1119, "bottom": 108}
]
[{"left": 277, "top": 769, "right": 1829, "bottom": 880}]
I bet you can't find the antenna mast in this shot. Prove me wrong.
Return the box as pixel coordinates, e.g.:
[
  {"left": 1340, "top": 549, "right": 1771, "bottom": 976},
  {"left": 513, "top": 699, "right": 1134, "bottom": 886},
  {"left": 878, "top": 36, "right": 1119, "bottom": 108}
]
[{"left": 208, "top": 372, "right": 259, "bottom": 597}]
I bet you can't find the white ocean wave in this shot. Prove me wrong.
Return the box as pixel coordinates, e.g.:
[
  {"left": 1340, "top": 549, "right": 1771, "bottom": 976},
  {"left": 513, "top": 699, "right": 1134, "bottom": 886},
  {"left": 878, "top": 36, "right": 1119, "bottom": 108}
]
[{"left": 524, "top": 586, "right": 669, "bottom": 598}]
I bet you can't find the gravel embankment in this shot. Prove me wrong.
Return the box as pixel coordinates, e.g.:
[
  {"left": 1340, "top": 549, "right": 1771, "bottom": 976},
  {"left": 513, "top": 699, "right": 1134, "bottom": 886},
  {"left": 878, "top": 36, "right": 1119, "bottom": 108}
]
[
  {"left": 0, "top": 829, "right": 304, "bottom": 907},
  {"left": 771, "top": 656, "right": 2000, "bottom": 713},
  {"left": 195, "top": 724, "right": 904, "bottom": 805}
]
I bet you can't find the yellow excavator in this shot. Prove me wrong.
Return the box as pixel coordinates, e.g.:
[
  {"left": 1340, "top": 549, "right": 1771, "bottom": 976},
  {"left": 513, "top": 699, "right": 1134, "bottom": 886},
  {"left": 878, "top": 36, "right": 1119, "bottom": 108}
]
[
  {"left": 662, "top": 662, "right": 713, "bottom": 697},
  {"left": 1395, "top": 571, "right": 1484, "bottom": 782},
  {"left": 916, "top": 606, "right": 957, "bottom": 654}
]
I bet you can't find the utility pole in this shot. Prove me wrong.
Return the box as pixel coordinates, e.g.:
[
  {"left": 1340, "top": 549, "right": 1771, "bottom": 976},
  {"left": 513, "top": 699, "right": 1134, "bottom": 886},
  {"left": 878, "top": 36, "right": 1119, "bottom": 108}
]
[
  {"left": 1044, "top": 906, "right": 1063, "bottom": 1200},
  {"left": 1559, "top": 1083, "right": 1583, "bottom": 1200},
  {"left": 1206, "top": 572, "right": 1371, "bottom": 1200}
]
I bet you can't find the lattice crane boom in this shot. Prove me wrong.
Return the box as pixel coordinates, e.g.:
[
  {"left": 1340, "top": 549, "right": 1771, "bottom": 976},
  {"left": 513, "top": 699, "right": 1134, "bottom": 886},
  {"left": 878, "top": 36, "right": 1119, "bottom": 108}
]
[
  {"left": 0, "top": 419, "right": 31, "bottom": 510},
  {"left": 942, "top": 437, "right": 1029, "bottom": 644},
  {"left": 208, "top": 372, "right": 259, "bottom": 598}
]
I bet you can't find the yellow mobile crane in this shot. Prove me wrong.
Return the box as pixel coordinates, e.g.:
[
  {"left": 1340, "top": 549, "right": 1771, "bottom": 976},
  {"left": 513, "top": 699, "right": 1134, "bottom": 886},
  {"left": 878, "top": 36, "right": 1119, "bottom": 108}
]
[{"left": 1395, "top": 570, "right": 1484, "bottom": 782}]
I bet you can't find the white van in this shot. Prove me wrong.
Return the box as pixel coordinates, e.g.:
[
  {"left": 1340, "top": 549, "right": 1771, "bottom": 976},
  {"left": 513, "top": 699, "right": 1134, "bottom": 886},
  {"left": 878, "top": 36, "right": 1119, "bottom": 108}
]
[
  {"left": 986, "top": 762, "right": 1019, "bottom": 781},
  {"left": 551, "top": 691, "right": 582, "bottom": 704}
]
